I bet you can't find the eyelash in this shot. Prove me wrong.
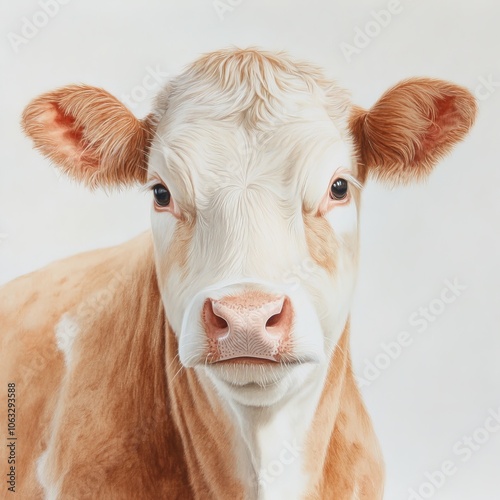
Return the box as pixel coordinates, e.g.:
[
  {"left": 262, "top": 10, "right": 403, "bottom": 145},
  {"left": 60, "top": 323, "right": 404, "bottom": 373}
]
[
  {"left": 334, "top": 173, "right": 362, "bottom": 191},
  {"left": 142, "top": 179, "right": 162, "bottom": 193}
]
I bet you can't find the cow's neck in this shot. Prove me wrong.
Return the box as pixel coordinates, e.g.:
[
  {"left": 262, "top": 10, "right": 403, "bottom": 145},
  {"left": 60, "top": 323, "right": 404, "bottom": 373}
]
[{"left": 166, "top": 321, "right": 351, "bottom": 499}]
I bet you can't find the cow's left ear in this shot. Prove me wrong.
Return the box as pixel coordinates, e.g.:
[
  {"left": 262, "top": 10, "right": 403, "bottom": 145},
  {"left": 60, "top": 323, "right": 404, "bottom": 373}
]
[
  {"left": 349, "top": 78, "right": 477, "bottom": 184},
  {"left": 21, "top": 85, "right": 158, "bottom": 188}
]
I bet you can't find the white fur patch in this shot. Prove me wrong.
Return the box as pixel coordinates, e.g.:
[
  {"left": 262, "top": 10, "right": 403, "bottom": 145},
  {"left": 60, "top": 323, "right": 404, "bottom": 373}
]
[
  {"left": 219, "top": 363, "right": 328, "bottom": 499},
  {"left": 55, "top": 313, "right": 80, "bottom": 367},
  {"left": 326, "top": 197, "right": 358, "bottom": 237},
  {"left": 352, "top": 482, "right": 361, "bottom": 499},
  {"left": 255, "top": 401, "right": 314, "bottom": 499},
  {"left": 36, "top": 450, "right": 59, "bottom": 500}
]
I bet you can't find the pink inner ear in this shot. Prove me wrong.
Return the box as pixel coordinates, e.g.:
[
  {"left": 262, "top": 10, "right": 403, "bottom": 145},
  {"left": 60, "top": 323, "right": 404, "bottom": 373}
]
[
  {"left": 34, "top": 102, "right": 99, "bottom": 171},
  {"left": 54, "top": 109, "right": 83, "bottom": 145},
  {"left": 22, "top": 84, "right": 155, "bottom": 187},
  {"left": 51, "top": 104, "right": 95, "bottom": 165},
  {"left": 350, "top": 78, "right": 477, "bottom": 184},
  {"left": 417, "top": 95, "right": 459, "bottom": 163}
]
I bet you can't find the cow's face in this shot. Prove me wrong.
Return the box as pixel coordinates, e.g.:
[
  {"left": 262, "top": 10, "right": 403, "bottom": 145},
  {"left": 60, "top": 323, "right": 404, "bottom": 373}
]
[
  {"left": 21, "top": 49, "right": 476, "bottom": 407},
  {"left": 148, "top": 55, "right": 361, "bottom": 406}
]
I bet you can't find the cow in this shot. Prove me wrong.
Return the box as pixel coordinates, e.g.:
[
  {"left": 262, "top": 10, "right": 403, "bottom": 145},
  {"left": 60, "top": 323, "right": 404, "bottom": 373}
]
[{"left": 0, "top": 48, "right": 476, "bottom": 499}]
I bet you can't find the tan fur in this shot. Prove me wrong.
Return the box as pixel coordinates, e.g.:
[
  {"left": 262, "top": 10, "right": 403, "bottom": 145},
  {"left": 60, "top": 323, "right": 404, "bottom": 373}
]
[
  {"left": 21, "top": 85, "right": 158, "bottom": 188},
  {"left": 0, "top": 235, "right": 159, "bottom": 497},
  {"left": 303, "top": 211, "right": 339, "bottom": 274},
  {"left": 304, "top": 328, "right": 384, "bottom": 499},
  {"left": 155, "top": 218, "right": 195, "bottom": 283},
  {"left": 165, "top": 330, "right": 246, "bottom": 499},
  {"left": 0, "top": 235, "right": 244, "bottom": 499},
  {"left": 349, "top": 78, "right": 477, "bottom": 184},
  {"left": 0, "top": 236, "right": 381, "bottom": 499}
]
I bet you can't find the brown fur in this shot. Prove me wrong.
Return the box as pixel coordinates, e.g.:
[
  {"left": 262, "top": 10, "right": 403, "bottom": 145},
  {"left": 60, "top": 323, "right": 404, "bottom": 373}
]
[
  {"left": 21, "top": 85, "right": 158, "bottom": 188},
  {"left": 349, "top": 78, "right": 477, "bottom": 184},
  {"left": 155, "top": 218, "right": 195, "bottom": 284},
  {"left": 304, "top": 328, "right": 384, "bottom": 499},
  {"left": 303, "top": 211, "right": 339, "bottom": 274},
  {"left": 0, "top": 235, "right": 381, "bottom": 499}
]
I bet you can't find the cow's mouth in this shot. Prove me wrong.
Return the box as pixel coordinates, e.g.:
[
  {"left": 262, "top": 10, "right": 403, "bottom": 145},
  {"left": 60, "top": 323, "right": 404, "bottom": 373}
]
[
  {"left": 203, "top": 357, "right": 318, "bottom": 406},
  {"left": 212, "top": 356, "right": 280, "bottom": 365}
]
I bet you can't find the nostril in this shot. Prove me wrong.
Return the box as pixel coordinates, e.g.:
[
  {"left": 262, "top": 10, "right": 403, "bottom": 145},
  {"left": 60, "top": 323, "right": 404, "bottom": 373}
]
[
  {"left": 266, "top": 313, "right": 282, "bottom": 328},
  {"left": 212, "top": 312, "right": 228, "bottom": 330},
  {"left": 265, "top": 297, "right": 292, "bottom": 332},
  {"left": 203, "top": 299, "right": 229, "bottom": 331}
]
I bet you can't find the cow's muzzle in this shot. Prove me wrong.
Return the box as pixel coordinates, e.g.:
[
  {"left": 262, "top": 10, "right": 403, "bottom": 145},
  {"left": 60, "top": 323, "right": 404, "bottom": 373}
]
[{"left": 202, "top": 291, "right": 294, "bottom": 364}]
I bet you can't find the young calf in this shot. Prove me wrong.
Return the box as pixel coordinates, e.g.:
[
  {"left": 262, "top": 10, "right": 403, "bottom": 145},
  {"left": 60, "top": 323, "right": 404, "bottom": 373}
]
[{"left": 0, "top": 48, "right": 476, "bottom": 499}]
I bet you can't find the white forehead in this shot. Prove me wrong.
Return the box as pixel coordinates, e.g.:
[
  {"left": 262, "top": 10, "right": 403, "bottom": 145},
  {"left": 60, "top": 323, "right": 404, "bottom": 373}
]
[
  {"left": 150, "top": 122, "right": 353, "bottom": 209},
  {"left": 148, "top": 49, "right": 355, "bottom": 209}
]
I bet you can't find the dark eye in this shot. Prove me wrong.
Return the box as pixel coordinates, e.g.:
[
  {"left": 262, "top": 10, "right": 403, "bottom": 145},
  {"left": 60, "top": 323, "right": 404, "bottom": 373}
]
[
  {"left": 330, "top": 178, "right": 348, "bottom": 200},
  {"left": 153, "top": 184, "right": 171, "bottom": 207}
]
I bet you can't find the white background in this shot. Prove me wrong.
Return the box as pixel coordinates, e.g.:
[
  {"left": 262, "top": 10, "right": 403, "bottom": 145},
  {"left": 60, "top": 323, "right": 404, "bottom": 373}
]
[{"left": 1, "top": 1, "right": 499, "bottom": 498}]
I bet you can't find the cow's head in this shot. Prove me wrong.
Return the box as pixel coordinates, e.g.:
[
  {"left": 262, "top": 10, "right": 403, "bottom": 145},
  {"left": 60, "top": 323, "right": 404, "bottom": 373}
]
[{"left": 22, "top": 49, "right": 476, "bottom": 407}]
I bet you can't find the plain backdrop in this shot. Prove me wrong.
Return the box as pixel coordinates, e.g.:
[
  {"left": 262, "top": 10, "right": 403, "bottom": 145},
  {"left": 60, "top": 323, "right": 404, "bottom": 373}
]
[{"left": 1, "top": 1, "right": 499, "bottom": 498}]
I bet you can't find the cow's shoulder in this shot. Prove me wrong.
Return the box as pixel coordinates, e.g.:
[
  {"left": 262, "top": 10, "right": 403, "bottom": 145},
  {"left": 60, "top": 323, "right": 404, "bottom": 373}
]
[
  {"left": 0, "top": 230, "right": 155, "bottom": 394},
  {"left": 0, "top": 232, "right": 158, "bottom": 498}
]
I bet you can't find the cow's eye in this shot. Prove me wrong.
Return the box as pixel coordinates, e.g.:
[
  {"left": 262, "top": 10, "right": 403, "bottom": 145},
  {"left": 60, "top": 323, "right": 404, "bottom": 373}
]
[
  {"left": 330, "top": 178, "right": 348, "bottom": 200},
  {"left": 153, "top": 184, "right": 171, "bottom": 207}
]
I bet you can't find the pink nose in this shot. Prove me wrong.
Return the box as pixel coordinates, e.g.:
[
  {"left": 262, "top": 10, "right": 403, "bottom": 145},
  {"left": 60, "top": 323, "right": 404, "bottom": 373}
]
[{"left": 202, "top": 291, "right": 294, "bottom": 363}]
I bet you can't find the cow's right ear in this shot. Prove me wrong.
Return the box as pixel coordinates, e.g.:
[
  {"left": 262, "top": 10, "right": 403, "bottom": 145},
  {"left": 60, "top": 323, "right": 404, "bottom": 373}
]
[{"left": 21, "top": 85, "right": 158, "bottom": 188}]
